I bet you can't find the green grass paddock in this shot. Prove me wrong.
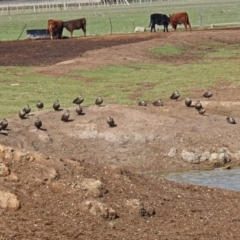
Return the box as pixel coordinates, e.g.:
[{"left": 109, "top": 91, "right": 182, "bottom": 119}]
[{"left": 1, "top": 41, "right": 240, "bottom": 118}]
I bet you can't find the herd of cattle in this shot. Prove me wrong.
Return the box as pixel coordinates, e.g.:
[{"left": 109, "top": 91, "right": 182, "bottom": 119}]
[
  {"left": 47, "top": 18, "right": 87, "bottom": 39},
  {"left": 149, "top": 12, "right": 191, "bottom": 32},
  {"left": 46, "top": 12, "right": 190, "bottom": 39}
]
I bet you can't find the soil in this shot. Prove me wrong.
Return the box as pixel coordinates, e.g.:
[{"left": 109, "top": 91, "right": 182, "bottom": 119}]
[{"left": 1, "top": 28, "right": 240, "bottom": 239}]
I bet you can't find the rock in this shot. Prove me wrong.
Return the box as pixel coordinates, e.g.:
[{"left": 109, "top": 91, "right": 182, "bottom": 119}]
[
  {"left": 218, "top": 153, "right": 231, "bottom": 163},
  {"left": 0, "top": 163, "right": 10, "bottom": 177},
  {"left": 125, "top": 199, "right": 143, "bottom": 215},
  {"left": 234, "top": 151, "right": 240, "bottom": 160},
  {"left": 80, "top": 178, "right": 108, "bottom": 197},
  {"left": 125, "top": 199, "right": 155, "bottom": 217},
  {"left": 181, "top": 150, "right": 201, "bottom": 164},
  {"left": 134, "top": 27, "right": 146, "bottom": 32},
  {"left": 139, "top": 207, "right": 156, "bottom": 218},
  {"left": 0, "top": 145, "right": 14, "bottom": 161},
  {"left": 218, "top": 147, "right": 231, "bottom": 155},
  {"left": 168, "top": 148, "right": 178, "bottom": 157},
  {"left": 209, "top": 153, "right": 218, "bottom": 162},
  {"left": 14, "top": 150, "right": 34, "bottom": 163},
  {"left": 48, "top": 168, "right": 60, "bottom": 181},
  {"left": 0, "top": 191, "right": 20, "bottom": 209},
  {"left": 4, "top": 173, "right": 19, "bottom": 182},
  {"left": 209, "top": 151, "right": 231, "bottom": 166},
  {"left": 200, "top": 151, "right": 210, "bottom": 162},
  {"left": 81, "top": 200, "right": 118, "bottom": 220}
]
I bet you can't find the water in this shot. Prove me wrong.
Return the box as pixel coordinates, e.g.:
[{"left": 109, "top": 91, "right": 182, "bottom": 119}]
[{"left": 158, "top": 168, "right": 240, "bottom": 192}]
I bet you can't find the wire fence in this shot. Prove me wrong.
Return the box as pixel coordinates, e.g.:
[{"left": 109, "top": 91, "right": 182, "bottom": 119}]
[
  {"left": 0, "top": 0, "right": 239, "bottom": 15},
  {"left": 0, "top": 0, "right": 239, "bottom": 40}
]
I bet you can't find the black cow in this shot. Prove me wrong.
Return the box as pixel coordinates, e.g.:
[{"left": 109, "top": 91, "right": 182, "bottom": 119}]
[{"left": 149, "top": 13, "right": 170, "bottom": 32}]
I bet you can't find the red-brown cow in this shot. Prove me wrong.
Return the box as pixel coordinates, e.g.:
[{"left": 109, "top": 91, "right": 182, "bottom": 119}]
[
  {"left": 169, "top": 12, "right": 192, "bottom": 31},
  {"left": 47, "top": 19, "right": 64, "bottom": 39},
  {"left": 63, "top": 18, "right": 87, "bottom": 38}
]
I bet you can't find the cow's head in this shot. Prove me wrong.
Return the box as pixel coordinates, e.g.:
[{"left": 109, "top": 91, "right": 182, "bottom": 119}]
[{"left": 169, "top": 15, "right": 177, "bottom": 30}]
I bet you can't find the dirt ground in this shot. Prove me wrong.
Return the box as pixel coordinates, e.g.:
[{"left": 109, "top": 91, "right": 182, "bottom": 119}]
[{"left": 1, "top": 28, "right": 240, "bottom": 239}]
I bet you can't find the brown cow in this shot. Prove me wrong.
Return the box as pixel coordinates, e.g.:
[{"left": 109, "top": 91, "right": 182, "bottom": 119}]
[
  {"left": 169, "top": 12, "right": 192, "bottom": 31},
  {"left": 47, "top": 19, "right": 64, "bottom": 39},
  {"left": 63, "top": 18, "right": 87, "bottom": 38}
]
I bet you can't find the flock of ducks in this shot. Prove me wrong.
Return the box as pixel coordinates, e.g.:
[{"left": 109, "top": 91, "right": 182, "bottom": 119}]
[
  {"left": 0, "top": 94, "right": 107, "bottom": 134},
  {"left": 138, "top": 90, "right": 237, "bottom": 124},
  {"left": 0, "top": 90, "right": 237, "bottom": 135}
]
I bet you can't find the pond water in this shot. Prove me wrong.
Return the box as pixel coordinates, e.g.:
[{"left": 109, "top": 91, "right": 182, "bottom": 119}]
[{"left": 157, "top": 168, "right": 240, "bottom": 192}]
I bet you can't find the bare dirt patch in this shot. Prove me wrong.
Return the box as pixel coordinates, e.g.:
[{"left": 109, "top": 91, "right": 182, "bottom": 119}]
[{"left": 1, "top": 29, "right": 240, "bottom": 239}]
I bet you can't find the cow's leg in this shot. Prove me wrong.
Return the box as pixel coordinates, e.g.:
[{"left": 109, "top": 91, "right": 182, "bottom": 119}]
[
  {"left": 188, "top": 23, "right": 192, "bottom": 31},
  {"left": 71, "top": 31, "right": 73, "bottom": 38},
  {"left": 152, "top": 23, "right": 156, "bottom": 32},
  {"left": 184, "top": 23, "right": 187, "bottom": 31},
  {"left": 150, "top": 24, "right": 153, "bottom": 32},
  {"left": 163, "top": 24, "right": 168, "bottom": 32},
  {"left": 59, "top": 28, "right": 63, "bottom": 38},
  {"left": 82, "top": 26, "right": 87, "bottom": 37}
]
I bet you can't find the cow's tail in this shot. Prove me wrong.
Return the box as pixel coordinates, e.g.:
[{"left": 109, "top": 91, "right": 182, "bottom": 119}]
[{"left": 149, "top": 15, "right": 152, "bottom": 28}]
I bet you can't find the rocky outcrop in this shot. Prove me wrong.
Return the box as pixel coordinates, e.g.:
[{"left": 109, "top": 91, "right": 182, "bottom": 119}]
[{"left": 180, "top": 148, "right": 233, "bottom": 167}]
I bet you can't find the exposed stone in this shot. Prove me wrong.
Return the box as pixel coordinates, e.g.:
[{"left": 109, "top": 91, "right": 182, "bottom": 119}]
[
  {"left": 218, "top": 153, "right": 231, "bottom": 163},
  {"left": 125, "top": 199, "right": 155, "bottom": 217},
  {"left": 181, "top": 150, "right": 201, "bottom": 164},
  {"left": 0, "top": 163, "right": 10, "bottom": 177},
  {"left": 218, "top": 147, "right": 230, "bottom": 154},
  {"left": 81, "top": 200, "right": 118, "bottom": 220},
  {"left": 125, "top": 199, "right": 143, "bottom": 215},
  {"left": 48, "top": 168, "right": 60, "bottom": 181},
  {"left": 139, "top": 207, "right": 156, "bottom": 218},
  {"left": 0, "top": 145, "right": 14, "bottom": 161},
  {"left": 200, "top": 151, "right": 211, "bottom": 162},
  {"left": 234, "top": 151, "right": 240, "bottom": 160},
  {"left": 135, "top": 27, "right": 146, "bottom": 32},
  {"left": 0, "top": 144, "right": 42, "bottom": 163},
  {"left": 168, "top": 148, "right": 178, "bottom": 157},
  {"left": 209, "top": 153, "right": 218, "bottom": 162},
  {"left": 14, "top": 150, "right": 34, "bottom": 163},
  {"left": 0, "top": 191, "right": 20, "bottom": 210},
  {"left": 80, "top": 178, "right": 108, "bottom": 197},
  {"left": 209, "top": 152, "right": 231, "bottom": 166},
  {"left": 4, "top": 173, "right": 19, "bottom": 182}
]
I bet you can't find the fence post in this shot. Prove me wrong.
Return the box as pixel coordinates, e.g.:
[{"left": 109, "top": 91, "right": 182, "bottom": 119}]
[
  {"left": 17, "top": 24, "right": 27, "bottom": 40},
  {"left": 200, "top": 10, "right": 204, "bottom": 27},
  {"left": 109, "top": 17, "right": 112, "bottom": 34}
]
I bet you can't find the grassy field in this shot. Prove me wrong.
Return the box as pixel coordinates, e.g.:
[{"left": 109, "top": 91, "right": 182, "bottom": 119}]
[
  {"left": 0, "top": 1, "right": 240, "bottom": 118},
  {"left": 0, "top": 1, "right": 239, "bottom": 40},
  {"left": 0, "top": 41, "right": 240, "bottom": 118}
]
